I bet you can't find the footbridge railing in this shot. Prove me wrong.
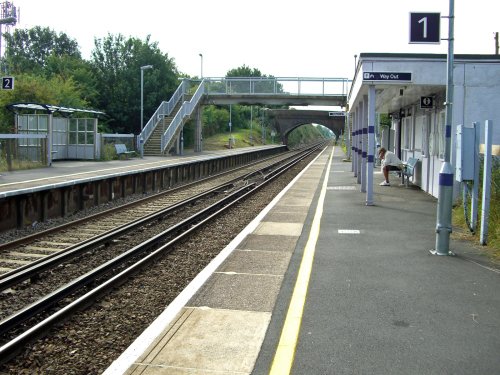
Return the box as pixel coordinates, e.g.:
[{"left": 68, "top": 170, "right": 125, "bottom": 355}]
[
  {"left": 203, "top": 76, "right": 349, "bottom": 96},
  {"left": 137, "top": 79, "right": 189, "bottom": 150},
  {"left": 160, "top": 80, "right": 206, "bottom": 153}
]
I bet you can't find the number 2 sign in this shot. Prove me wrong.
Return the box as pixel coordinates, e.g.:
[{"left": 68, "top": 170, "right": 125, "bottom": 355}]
[
  {"left": 409, "top": 12, "right": 440, "bottom": 44},
  {"left": 2, "top": 77, "right": 14, "bottom": 90}
]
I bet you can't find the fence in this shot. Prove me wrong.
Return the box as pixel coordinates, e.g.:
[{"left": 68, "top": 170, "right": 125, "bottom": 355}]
[{"left": 0, "top": 134, "right": 49, "bottom": 171}]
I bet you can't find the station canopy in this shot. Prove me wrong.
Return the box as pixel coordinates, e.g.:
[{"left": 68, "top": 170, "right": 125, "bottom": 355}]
[{"left": 7, "top": 102, "right": 105, "bottom": 116}]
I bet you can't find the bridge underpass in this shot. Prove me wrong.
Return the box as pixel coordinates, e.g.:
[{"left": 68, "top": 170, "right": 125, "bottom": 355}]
[{"left": 266, "top": 109, "right": 346, "bottom": 144}]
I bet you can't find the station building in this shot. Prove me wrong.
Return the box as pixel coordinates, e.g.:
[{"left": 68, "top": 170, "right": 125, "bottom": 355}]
[{"left": 348, "top": 53, "right": 500, "bottom": 198}]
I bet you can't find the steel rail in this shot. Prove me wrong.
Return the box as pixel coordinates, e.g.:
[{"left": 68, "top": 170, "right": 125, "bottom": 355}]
[
  {"left": 0, "top": 148, "right": 292, "bottom": 252},
  {"left": 0, "top": 150, "right": 300, "bottom": 279},
  {"left": 0, "top": 183, "right": 233, "bottom": 290}
]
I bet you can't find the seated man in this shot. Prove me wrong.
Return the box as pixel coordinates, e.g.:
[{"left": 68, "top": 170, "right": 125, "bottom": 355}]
[{"left": 378, "top": 147, "right": 403, "bottom": 186}]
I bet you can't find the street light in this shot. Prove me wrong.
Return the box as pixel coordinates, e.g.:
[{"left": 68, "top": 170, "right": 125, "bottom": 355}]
[
  {"left": 140, "top": 65, "right": 153, "bottom": 132},
  {"left": 140, "top": 65, "right": 153, "bottom": 159},
  {"left": 199, "top": 53, "right": 203, "bottom": 78}
]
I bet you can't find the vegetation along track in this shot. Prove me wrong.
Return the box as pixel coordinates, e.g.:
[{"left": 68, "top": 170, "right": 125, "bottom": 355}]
[{"left": 0, "top": 142, "right": 328, "bottom": 372}]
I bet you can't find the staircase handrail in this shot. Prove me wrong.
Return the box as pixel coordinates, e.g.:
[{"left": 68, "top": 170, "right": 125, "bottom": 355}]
[
  {"left": 161, "top": 80, "right": 206, "bottom": 153},
  {"left": 137, "top": 79, "right": 189, "bottom": 149}
]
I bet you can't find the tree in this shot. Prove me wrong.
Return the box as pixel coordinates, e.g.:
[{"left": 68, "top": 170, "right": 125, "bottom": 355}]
[
  {"left": 202, "top": 105, "right": 230, "bottom": 137},
  {"left": 3, "top": 26, "right": 81, "bottom": 74},
  {"left": 44, "top": 54, "right": 99, "bottom": 108},
  {"left": 0, "top": 73, "right": 88, "bottom": 133},
  {"left": 91, "top": 34, "right": 179, "bottom": 133},
  {"left": 204, "top": 65, "right": 283, "bottom": 133}
]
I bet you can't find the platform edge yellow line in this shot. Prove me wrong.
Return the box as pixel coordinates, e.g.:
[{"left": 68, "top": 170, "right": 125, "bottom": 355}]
[{"left": 269, "top": 146, "right": 334, "bottom": 375}]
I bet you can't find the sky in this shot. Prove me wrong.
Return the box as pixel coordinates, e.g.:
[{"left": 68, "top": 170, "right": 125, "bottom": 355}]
[{"left": 5, "top": 0, "right": 499, "bottom": 80}]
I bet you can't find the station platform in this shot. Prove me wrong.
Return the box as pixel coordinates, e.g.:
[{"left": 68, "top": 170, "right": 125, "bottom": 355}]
[
  {"left": 0, "top": 146, "right": 282, "bottom": 197},
  {"left": 97, "top": 145, "right": 498, "bottom": 374}
]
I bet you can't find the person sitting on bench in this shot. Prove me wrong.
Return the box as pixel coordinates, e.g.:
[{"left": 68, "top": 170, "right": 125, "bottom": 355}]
[{"left": 378, "top": 147, "right": 403, "bottom": 186}]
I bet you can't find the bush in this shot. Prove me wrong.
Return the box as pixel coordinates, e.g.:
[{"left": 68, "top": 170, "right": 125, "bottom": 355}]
[
  {"left": 101, "top": 143, "right": 117, "bottom": 161},
  {"left": 453, "top": 155, "right": 499, "bottom": 259}
]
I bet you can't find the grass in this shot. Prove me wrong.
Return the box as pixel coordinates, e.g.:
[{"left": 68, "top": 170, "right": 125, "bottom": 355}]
[
  {"left": 0, "top": 157, "right": 45, "bottom": 172},
  {"left": 452, "top": 197, "right": 500, "bottom": 261},
  {"left": 452, "top": 157, "right": 500, "bottom": 261},
  {"left": 203, "top": 128, "right": 275, "bottom": 151}
]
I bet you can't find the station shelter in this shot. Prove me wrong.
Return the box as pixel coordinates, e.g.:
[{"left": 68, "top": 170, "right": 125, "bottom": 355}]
[
  {"left": 7, "top": 103, "right": 105, "bottom": 163},
  {"left": 348, "top": 53, "right": 500, "bottom": 200}
]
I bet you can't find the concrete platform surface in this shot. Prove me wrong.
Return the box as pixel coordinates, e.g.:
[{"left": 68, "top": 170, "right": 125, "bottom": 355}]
[{"left": 104, "top": 146, "right": 500, "bottom": 375}]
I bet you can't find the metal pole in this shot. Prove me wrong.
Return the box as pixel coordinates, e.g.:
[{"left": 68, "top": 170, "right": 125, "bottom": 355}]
[
  {"left": 140, "top": 65, "right": 153, "bottom": 158},
  {"left": 471, "top": 122, "right": 480, "bottom": 231},
  {"left": 480, "top": 120, "right": 493, "bottom": 245},
  {"left": 432, "top": 0, "right": 455, "bottom": 255},
  {"left": 229, "top": 105, "right": 232, "bottom": 149},
  {"left": 140, "top": 69, "right": 144, "bottom": 132},
  {"left": 199, "top": 53, "right": 203, "bottom": 78},
  {"left": 366, "top": 85, "right": 375, "bottom": 205},
  {"left": 250, "top": 106, "right": 253, "bottom": 145}
]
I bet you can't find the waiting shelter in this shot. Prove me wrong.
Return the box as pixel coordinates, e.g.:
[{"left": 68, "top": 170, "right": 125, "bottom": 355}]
[
  {"left": 6, "top": 103, "right": 105, "bottom": 164},
  {"left": 348, "top": 53, "right": 500, "bottom": 202}
]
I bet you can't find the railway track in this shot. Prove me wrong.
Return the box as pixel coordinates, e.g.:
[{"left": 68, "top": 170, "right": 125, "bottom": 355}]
[
  {"left": 0, "top": 142, "right": 327, "bottom": 363},
  {"left": 0, "top": 147, "right": 307, "bottom": 277}
]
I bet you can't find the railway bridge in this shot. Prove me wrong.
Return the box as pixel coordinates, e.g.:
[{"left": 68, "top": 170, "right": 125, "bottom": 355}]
[{"left": 266, "top": 109, "right": 345, "bottom": 144}]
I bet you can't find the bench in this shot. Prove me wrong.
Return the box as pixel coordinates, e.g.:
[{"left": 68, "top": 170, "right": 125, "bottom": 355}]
[
  {"left": 115, "top": 144, "right": 134, "bottom": 159},
  {"left": 400, "top": 157, "right": 418, "bottom": 187}
]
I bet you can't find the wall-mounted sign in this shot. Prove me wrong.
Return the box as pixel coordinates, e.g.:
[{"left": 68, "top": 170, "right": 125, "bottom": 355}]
[
  {"left": 409, "top": 12, "right": 441, "bottom": 44},
  {"left": 2, "top": 77, "right": 14, "bottom": 90},
  {"left": 362, "top": 72, "right": 412, "bottom": 82},
  {"left": 420, "top": 96, "right": 434, "bottom": 109},
  {"left": 328, "top": 111, "right": 345, "bottom": 117}
]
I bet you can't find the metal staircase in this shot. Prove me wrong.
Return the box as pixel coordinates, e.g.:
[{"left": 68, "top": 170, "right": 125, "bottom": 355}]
[
  {"left": 139, "top": 79, "right": 204, "bottom": 156},
  {"left": 142, "top": 100, "right": 185, "bottom": 156}
]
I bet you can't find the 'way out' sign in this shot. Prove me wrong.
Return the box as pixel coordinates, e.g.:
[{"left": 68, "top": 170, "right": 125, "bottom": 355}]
[{"left": 363, "top": 72, "right": 412, "bottom": 82}]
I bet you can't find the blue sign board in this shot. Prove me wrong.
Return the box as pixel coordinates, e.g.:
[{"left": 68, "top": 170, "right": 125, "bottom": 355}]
[
  {"left": 2, "top": 77, "right": 14, "bottom": 90},
  {"left": 362, "top": 72, "right": 412, "bottom": 82},
  {"left": 409, "top": 12, "right": 441, "bottom": 44}
]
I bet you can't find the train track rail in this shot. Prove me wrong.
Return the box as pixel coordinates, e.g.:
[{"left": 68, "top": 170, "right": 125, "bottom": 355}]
[
  {"left": 0, "top": 142, "right": 327, "bottom": 362},
  {"left": 0, "top": 147, "right": 308, "bottom": 277}
]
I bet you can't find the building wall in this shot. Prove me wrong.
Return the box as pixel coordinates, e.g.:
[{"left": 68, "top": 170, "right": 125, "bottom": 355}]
[{"left": 350, "top": 54, "right": 499, "bottom": 199}]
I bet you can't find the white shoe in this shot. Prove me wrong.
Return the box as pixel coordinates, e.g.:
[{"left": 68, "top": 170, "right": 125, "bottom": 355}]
[{"left": 379, "top": 181, "right": 390, "bottom": 186}]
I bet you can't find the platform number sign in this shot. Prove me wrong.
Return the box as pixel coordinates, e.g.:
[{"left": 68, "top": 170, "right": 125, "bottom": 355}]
[
  {"left": 409, "top": 12, "right": 440, "bottom": 44},
  {"left": 2, "top": 77, "right": 14, "bottom": 90}
]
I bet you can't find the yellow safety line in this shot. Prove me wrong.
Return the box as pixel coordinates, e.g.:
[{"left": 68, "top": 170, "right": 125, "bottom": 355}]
[{"left": 269, "top": 146, "right": 334, "bottom": 375}]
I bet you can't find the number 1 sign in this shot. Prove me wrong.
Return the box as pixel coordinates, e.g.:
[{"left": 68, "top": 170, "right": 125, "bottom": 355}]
[{"left": 409, "top": 12, "right": 441, "bottom": 44}]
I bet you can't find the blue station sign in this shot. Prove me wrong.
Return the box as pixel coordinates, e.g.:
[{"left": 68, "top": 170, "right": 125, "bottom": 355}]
[
  {"left": 409, "top": 12, "right": 441, "bottom": 44},
  {"left": 362, "top": 72, "right": 412, "bottom": 82}
]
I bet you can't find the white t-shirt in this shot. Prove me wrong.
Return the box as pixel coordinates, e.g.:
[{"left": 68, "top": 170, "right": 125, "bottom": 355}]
[{"left": 382, "top": 151, "right": 403, "bottom": 167}]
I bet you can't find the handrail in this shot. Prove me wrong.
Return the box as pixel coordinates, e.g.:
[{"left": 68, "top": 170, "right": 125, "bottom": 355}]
[
  {"left": 203, "top": 76, "right": 350, "bottom": 96},
  {"left": 137, "top": 79, "right": 189, "bottom": 149},
  {"left": 160, "top": 80, "right": 206, "bottom": 153}
]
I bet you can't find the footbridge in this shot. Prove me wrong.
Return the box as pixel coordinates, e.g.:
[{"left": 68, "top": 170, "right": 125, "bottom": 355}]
[{"left": 139, "top": 77, "right": 349, "bottom": 155}]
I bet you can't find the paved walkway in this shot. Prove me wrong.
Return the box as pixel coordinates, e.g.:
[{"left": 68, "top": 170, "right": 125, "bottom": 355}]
[{"left": 254, "top": 146, "right": 500, "bottom": 374}]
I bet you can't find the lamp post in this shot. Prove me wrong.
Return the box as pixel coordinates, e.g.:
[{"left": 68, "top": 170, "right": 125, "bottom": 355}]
[
  {"left": 140, "top": 65, "right": 153, "bottom": 132},
  {"left": 140, "top": 65, "right": 153, "bottom": 158},
  {"left": 199, "top": 53, "right": 203, "bottom": 78}
]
